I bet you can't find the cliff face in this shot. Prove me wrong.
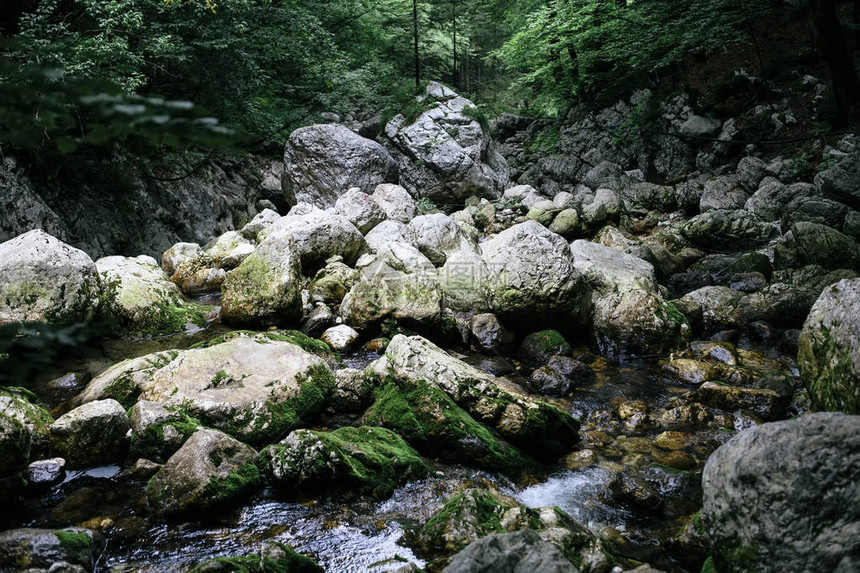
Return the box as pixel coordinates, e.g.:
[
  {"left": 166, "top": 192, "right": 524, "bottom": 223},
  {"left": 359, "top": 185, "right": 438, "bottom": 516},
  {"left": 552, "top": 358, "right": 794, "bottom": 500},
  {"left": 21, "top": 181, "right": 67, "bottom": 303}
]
[{"left": 0, "top": 151, "right": 286, "bottom": 260}]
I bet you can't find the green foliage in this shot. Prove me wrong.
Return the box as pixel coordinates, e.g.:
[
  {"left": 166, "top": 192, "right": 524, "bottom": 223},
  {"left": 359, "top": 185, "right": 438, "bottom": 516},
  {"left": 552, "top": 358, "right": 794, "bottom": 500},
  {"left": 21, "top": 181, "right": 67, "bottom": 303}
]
[
  {"left": 129, "top": 408, "right": 202, "bottom": 461},
  {"left": 494, "top": 0, "right": 776, "bottom": 113},
  {"left": 416, "top": 197, "right": 438, "bottom": 214}
]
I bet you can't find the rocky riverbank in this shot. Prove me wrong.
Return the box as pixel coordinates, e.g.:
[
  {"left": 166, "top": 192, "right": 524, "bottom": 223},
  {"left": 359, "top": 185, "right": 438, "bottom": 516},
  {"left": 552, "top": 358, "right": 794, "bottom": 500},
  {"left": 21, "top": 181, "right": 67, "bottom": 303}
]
[{"left": 1, "top": 82, "right": 859, "bottom": 572}]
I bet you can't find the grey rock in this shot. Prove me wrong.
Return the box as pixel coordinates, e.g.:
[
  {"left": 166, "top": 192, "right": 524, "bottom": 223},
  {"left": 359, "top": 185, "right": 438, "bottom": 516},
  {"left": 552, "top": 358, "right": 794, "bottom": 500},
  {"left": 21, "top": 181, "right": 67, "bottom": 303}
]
[
  {"left": 146, "top": 429, "right": 259, "bottom": 516},
  {"left": 371, "top": 184, "right": 418, "bottom": 223},
  {"left": 335, "top": 187, "right": 387, "bottom": 234},
  {"left": 310, "top": 261, "right": 361, "bottom": 306},
  {"left": 300, "top": 304, "right": 336, "bottom": 338},
  {"left": 584, "top": 160, "right": 625, "bottom": 190},
  {"left": 745, "top": 181, "right": 816, "bottom": 222},
  {"left": 702, "top": 412, "right": 860, "bottom": 573},
  {"left": 0, "top": 229, "right": 100, "bottom": 326},
  {"left": 384, "top": 82, "right": 508, "bottom": 203},
  {"left": 203, "top": 231, "right": 255, "bottom": 270},
  {"left": 265, "top": 210, "right": 367, "bottom": 270},
  {"left": 26, "top": 457, "right": 66, "bottom": 487},
  {"left": 221, "top": 235, "right": 303, "bottom": 328},
  {"left": 481, "top": 221, "right": 588, "bottom": 328},
  {"left": 442, "top": 529, "right": 576, "bottom": 573},
  {"left": 774, "top": 222, "right": 860, "bottom": 271},
  {"left": 320, "top": 325, "right": 359, "bottom": 351},
  {"left": 49, "top": 399, "right": 130, "bottom": 469},
  {"left": 161, "top": 242, "right": 201, "bottom": 275},
  {"left": 680, "top": 115, "right": 721, "bottom": 137},
  {"left": 469, "top": 313, "right": 515, "bottom": 353},
  {"left": 239, "top": 208, "right": 280, "bottom": 241},
  {"left": 0, "top": 388, "right": 53, "bottom": 477},
  {"left": 681, "top": 209, "right": 780, "bottom": 249},
  {"left": 409, "top": 213, "right": 478, "bottom": 265},
  {"left": 0, "top": 528, "right": 97, "bottom": 571},
  {"left": 815, "top": 152, "right": 860, "bottom": 209},
  {"left": 700, "top": 176, "right": 750, "bottom": 213},
  {"left": 798, "top": 278, "right": 860, "bottom": 414},
  {"left": 736, "top": 156, "right": 769, "bottom": 191},
  {"left": 282, "top": 124, "right": 398, "bottom": 208}
]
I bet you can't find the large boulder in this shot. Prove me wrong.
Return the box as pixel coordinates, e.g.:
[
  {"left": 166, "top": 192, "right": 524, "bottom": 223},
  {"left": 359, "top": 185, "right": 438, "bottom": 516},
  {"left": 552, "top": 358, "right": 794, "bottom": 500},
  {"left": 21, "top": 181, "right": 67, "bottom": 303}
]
[
  {"left": 146, "top": 429, "right": 259, "bottom": 516},
  {"left": 798, "top": 278, "right": 860, "bottom": 414},
  {"left": 681, "top": 210, "right": 780, "bottom": 249},
  {"left": 774, "top": 222, "right": 860, "bottom": 271},
  {"left": 815, "top": 151, "right": 860, "bottom": 209},
  {"left": 340, "top": 265, "right": 443, "bottom": 332},
  {"left": 0, "top": 528, "right": 98, "bottom": 571},
  {"left": 745, "top": 180, "right": 817, "bottom": 222},
  {"left": 571, "top": 240, "right": 687, "bottom": 356},
  {"left": 384, "top": 82, "right": 509, "bottom": 203},
  {"left": 702, "top": 413, "right": 860, "bottom": 573},
  {"left": 0, "top": 229, "right": 100, "bottom": 326},
  {"left": 480, "top": 221, "right": 588, "bottom": 328},
  {"left": 49, "top": 399, "right": 130, "bottom": 469},
  {"left": 699, "top": 175, "right": 750, "bottom": 213},
  {"left": 0, "top": 388, "right": 53, "bottom": 477},
  {"left": 365, "top": 379, "right": 530, "bottom": 475},
  {"left": 442, "top": 529, "right": 576, "bottom": 573},
  {"left": 77, "top": 332, "right": 335, "bottom": 447},
  {"left": 282, "top": 124, "right": 398, "bottom": 208},
  {"left": 220, "top": 235, "right": 303, "bottom": 328},
  {"left": 96, "top": 255, "right": 206, "bottom": 335},
  {"left": 264, "top": 210, "right": 367, "bottom": 270},
  {"left": 382, "top": 335, "right": 579, "bottom": 459},
  {"left": 371, "top": 183, "right": 417, "bottom": 223},
  {"left": 409, "top": 213, "right": 478, "bottom": 265},
  {"left": 263, "top": 426, "right": 428, "bottom": 499}
]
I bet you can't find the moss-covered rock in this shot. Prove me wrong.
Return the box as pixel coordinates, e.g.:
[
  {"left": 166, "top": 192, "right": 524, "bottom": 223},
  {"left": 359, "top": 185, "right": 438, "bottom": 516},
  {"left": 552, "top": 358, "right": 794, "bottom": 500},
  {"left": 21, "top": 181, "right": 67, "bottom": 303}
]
[
  {"left": 798, "top": 278, "right": 860, "bottom": 414},
  {"left": 96, "top": 254, "right": 212, "bottom": 336},
  {"left": 221, "top": 235, "right": 303, "bottom": 328},
  {"left": 0, "top": 528, "right": 98, "bottom": 571},
  {"left": 146, "top": 429, "right": 259, "bottom": 516},
  {"left": 340, "top": 266, "right": 443, "bottom": 333},
  {"left": 383, "top": 334, "right": 580, "bottom": 460},
  {"left": 418, "top": 487, "right": 609, "bottom": 571},
  {"left": 0, "top": 229, "right": 101, "bottom": 326},
  {"left": 0, "top": 387, "right": 53, "bottom": 477},
  {"left": 190, "top": 541, "right": 323, "bottom": 573},
  {"left": 78, "top": 334, "right": 335, "bottom": 448},
  {"left": 310, "top": 260, "right": 360, "bottom": 305},
  {"left": 263, "top": 426, "right": 428, "bottom": 499},
  {"left": 364, "top": 380, "right": 532, "bottom": 475},
  {"left": 49, "top": 399, "right": 130, "bottom": 469},
  {"left": 129, "top": 401, "right": 203, "bottom": 462}
]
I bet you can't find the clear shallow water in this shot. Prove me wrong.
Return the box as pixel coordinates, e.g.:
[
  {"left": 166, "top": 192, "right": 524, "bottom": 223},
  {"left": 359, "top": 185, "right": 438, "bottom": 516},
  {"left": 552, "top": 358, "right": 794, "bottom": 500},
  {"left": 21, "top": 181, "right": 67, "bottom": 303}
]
[{"left": 13, "top": 327, "right": 731, "bottom": 572}]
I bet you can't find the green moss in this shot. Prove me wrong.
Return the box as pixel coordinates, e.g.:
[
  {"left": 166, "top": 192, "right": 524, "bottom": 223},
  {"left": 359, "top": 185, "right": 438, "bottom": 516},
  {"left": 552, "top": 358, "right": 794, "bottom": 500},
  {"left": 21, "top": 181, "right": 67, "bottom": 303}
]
[
  {"left": 722, "top": 543, "right": 759, "bottom": 571},
  {"left": 262, "top": 330, "right": 334, "bottom": 357},
  {"left": 211, "top": 369, "right": 230, "bottom": 388},
  {"left": 365, "top": 380, "right": 532, "bottom": 476},
  {"left": 419, "top": 489, "right": 510, "bottom": 553},
  {"left": 534, "top": 329, "right": 571, "bottom": 353},
  {"left": 202, "top": 460, "right": 260, "bottom": 503},
  {"left": 101, "top": 374, "right": 141, "bottom": 409},
  {"left": 269, "top": 426, "right": 428, "bottom": 499},
  {"left": 53, "top": 530, "right": 91, "bottom": 556},
  {"left": 236, "top": 364, "right": 335, "bottom": 447},
  {"left": 129, "top": 409, "right": 202, "bottom": 461},
  {"left": 189, "top": 542, "right": 323, "bottom": 573}
]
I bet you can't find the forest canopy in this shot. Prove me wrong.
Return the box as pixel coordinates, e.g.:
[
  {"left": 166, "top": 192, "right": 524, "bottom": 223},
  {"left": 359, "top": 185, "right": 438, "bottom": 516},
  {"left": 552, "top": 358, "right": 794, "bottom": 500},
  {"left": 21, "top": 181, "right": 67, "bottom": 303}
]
[{"left": 0, "top": 0, "right": 853, "bottom": 156}]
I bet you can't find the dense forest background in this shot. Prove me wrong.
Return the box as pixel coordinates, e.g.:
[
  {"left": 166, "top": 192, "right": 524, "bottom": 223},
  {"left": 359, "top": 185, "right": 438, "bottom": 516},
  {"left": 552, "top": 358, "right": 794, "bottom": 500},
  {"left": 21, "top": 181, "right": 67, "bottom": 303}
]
[{"left": 1, "top": 0, "right": 859, "bottom": 161}]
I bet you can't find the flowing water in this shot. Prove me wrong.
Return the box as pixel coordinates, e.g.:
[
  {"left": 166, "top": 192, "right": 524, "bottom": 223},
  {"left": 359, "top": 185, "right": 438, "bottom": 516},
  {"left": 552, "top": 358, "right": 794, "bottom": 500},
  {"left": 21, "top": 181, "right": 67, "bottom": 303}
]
[{"left": 6, "top": 315, "right": 771, "bottom": 572}]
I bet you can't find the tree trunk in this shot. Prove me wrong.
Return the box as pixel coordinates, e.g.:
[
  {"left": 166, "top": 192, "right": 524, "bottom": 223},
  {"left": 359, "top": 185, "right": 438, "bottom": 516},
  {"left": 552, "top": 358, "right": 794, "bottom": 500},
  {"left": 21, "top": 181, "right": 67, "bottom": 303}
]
[
  {"left": 413, "top": 0, "right": 421, "bottom": 89},
  {"left": 452, "top": 0, "right": 458, "bottom": 88},
  {"left": 809, "top": 0, "right": 860, "bottom": 126}
]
